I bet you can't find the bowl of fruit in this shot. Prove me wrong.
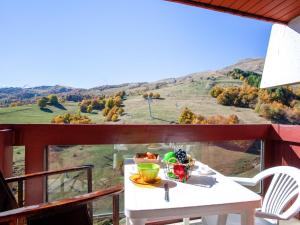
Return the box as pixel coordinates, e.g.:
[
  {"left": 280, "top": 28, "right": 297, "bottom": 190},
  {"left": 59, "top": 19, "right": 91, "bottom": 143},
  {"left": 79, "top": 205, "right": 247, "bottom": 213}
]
[
  {"left": 133, "top": 152, "right": 160, "bottom": 164},
  {"left": 163, "top": 148, "right": 195, "bottom": 183}
]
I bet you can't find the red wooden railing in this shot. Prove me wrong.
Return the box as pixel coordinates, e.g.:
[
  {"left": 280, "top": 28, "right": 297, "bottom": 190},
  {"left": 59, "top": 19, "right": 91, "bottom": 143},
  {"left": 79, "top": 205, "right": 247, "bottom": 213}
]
[{"left": 0, "top": 124, "right": 299, "bottom": 219}]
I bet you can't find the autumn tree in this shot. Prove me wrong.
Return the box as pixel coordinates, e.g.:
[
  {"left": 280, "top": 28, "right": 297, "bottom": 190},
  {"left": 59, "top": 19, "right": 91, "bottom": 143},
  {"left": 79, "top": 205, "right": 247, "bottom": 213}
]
[{"left": 105, "top": 98, "right": 114, "bottom": 109}]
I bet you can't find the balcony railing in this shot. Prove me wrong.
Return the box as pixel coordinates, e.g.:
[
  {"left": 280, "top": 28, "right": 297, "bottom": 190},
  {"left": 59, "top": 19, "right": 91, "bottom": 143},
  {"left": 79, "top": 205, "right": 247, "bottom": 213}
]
[{"left": 0, "top": 124, "right": 299, "bottom": 221}]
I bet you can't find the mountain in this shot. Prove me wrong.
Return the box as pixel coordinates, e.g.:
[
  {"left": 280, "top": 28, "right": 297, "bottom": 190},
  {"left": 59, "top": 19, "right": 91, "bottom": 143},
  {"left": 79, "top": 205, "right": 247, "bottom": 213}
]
[
  {"left": 0, "top": 58, "right": 264, "bottom": 105},
  {"left": 0, "top": 85, "right": 77, "bottom": 105},
  {"left": 220, "top": 58, "right": 264, "bottom": 74}
]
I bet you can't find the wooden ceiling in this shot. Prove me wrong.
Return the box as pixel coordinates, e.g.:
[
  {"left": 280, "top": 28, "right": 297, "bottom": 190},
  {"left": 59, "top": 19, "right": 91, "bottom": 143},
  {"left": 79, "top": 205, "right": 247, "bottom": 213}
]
[{"left": 167, "top": 0, "right": 300, "bottom": 24}]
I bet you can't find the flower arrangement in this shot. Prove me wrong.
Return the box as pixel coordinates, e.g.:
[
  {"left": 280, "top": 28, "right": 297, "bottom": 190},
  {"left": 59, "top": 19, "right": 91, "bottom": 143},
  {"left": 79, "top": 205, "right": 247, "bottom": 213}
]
[{"left": 163, "top": 148, "right": 195, "bottom": 182}]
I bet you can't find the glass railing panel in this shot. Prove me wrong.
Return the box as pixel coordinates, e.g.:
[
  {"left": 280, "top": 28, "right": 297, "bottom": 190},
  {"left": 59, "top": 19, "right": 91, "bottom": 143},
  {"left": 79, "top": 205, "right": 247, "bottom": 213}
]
[
  {"left": 47, "top": 140, "right": 262, "bottom": 223},
  {"left": 13, "top": 146, "right": 25, "bottom": 176}
]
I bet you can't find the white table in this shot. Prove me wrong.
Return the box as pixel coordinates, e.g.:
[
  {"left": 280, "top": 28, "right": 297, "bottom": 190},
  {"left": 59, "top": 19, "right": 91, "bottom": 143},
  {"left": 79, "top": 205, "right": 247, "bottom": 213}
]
[{"left": 124, "top": 159, "right": 261, "bottom": 225}]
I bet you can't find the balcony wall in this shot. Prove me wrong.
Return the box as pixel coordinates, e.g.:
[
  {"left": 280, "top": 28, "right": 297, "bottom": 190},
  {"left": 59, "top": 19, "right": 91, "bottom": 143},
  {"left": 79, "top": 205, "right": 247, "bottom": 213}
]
[{"left": 0, "top": 124, "right": 299, "bottom": 219}]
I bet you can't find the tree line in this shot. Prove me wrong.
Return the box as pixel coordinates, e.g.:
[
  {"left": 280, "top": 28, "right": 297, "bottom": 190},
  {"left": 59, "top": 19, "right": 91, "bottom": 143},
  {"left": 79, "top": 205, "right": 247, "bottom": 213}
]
[
  {"left": 50, "top": 91, "right": 126, "bottom": 124},
  {"left": 211, "top": 69, "right": 300, "bottom": 124}
]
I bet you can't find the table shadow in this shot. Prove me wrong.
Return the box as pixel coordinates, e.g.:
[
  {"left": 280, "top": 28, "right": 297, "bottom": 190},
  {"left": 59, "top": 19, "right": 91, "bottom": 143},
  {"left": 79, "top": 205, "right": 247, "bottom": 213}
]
[{"left": 187, "top": 175, "right": 218, "bottom": 188}]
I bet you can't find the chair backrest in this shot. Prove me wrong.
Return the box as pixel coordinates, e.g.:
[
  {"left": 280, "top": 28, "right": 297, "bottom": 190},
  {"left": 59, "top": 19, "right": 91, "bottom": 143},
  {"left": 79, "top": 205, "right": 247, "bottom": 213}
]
[
  {"left": 0, "top": 171, "right": 18, "bottom": 212},
  {"left": 254, "top": 166, "right": 300, "bottom": 220},
  {"left": 27, "top": 204, "right": 92, "bottom": 225},
  {"left": 0, "top": 171, "right": 18, "bottom": 225}
]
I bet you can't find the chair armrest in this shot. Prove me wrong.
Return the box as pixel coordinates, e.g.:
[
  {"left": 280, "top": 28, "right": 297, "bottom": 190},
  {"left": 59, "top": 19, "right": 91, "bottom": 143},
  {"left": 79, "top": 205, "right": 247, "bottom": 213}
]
[
  {"left": 5, "top": 165, "right": 94, "bottom": 183},
  {"left": 0, "top": 184, "right": 123, "bottom": 223},
  {"left": 255, "top": 210, "right": 281, "bottom": 220},
  {"left": 228, "top": 177, "right": 257, "bottom": 186}
]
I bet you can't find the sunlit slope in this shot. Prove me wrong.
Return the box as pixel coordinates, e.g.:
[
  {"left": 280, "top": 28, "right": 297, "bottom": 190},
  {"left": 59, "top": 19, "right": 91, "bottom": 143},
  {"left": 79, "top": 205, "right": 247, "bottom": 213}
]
[{"left": 122, "top": 79, "right": 269, "bottom": 124}]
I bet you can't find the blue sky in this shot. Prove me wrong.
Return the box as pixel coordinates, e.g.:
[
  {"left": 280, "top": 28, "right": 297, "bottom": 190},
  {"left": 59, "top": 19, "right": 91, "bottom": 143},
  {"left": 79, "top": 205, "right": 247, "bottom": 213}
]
[{"left": 0, "top": 0, "right": 272, "bottom": 88}]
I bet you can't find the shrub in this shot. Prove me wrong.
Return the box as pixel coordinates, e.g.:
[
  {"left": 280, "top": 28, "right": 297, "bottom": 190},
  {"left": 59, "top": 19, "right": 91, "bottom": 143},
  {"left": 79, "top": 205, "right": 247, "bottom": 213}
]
[
  {"left": 111, "top": 114, "right": 119, "bottom": 122},
  {"left": 105, "top": 98, "right": 114, "bottom": 109},
  {"left": 214, "top": 85, "right": 258, "bottom": 108},
  {"left": 178, "top": 108, "right": 196, "bottom": 124},
  {"left": 256, "top": 101, "right": 286, "bottom": 121},
  {"left": 286, "top": 108, "right": 300, "bottom": 124},
  {"left": 153, "top": 93, "right": 160, "bottom": 99},
  {"left": 259, "top": 86, "right": 296, "bottom": 106},
  {"left": 91, "top": 99, "right": 104, "bottom": 110},
  {"left": 290, "top": 100, "right": 300, "bottom": 109},
  {"left": 87, "top": 105, "right": 93, "bottom": 113},
  {"left": 246, "top": 74, "right": 261, "bottom": 87},
  {"left": 142, "top": 93, "right": 148, "bottom": 99},
  {"left": 114, "top": 96, "right": 122, "bottom": 107},
  {"left": 227, "top": 69, "right": 262, "bottom": 87},
  {"left": 210, "top": 86, "right": 223, "bottom": 98},
  {"left": 178, "top": 108, "right": 239, "bottom": 125},
  {"left": 51, "top": 113, "right": 91, "bottom": 124},
  {"left": 79, "top": 103, "right": 88, "bottom": 113},
  {"left": 65, "top": 94, "right": 85, "bottom": 102},
  {"left": 228, "top": 114, "right": 239, "bottom": 124},
  {"left": 59, "top": 97, "right": 66, "bottom": 103},
  {"left": 217, "top": 91, "right": 235, "bottom": 106},
  {"left": 102, "top": 107, "right": 110, "bottom": 116},
  {"left": 143, "top": 92, "right": 161, "bottom": 99},
  {"left": 10, "top": 101, "right": 22, "bottom": 107},
  {"left": 106, "top": 110, "right": 114, "bottom": 121},
  {"left": 115, "top": 91, "right": 126, "bottom": 99},
  {"left": 51, "top": 115, "right": 65, "bottom": 124},
  {"left": 117, "top": 107, "right": 124, "bottom": 115}
]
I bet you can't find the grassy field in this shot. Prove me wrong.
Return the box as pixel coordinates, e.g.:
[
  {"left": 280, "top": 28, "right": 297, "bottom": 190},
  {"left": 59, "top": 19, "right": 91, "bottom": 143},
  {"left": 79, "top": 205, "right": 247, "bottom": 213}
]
[{"left": 0, "top": 102, "right": 106, "bottom": 124}]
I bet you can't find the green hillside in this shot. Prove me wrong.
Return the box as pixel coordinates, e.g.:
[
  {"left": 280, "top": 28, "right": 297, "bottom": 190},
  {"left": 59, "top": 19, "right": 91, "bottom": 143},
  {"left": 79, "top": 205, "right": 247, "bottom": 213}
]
[{"left": 0, "top": 78, "right": 269, "bottom": 124}]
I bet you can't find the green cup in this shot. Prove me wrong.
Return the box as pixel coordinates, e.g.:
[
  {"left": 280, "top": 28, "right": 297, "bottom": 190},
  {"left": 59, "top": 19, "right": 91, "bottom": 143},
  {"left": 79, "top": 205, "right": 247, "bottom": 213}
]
[{"left": 137, "top": 163, "right": 160, "bottom": 183}]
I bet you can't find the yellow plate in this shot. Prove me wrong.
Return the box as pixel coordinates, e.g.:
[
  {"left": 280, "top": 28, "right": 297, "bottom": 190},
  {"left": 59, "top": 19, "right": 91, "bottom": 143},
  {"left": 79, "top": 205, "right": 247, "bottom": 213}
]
[{"left": 129, "top": 174, "right": 161, "bottom": 185}]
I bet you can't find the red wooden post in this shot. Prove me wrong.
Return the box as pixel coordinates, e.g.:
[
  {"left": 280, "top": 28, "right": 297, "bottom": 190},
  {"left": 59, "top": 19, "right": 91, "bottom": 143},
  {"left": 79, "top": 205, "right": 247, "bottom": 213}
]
[
  {"left": 266, "top": 125, "right": 300, "bottom": 219},
  {"left": 25, "top": 143, "right": 47, "bottom": 205},
  {"left": 0, "top": 129, "right": 14, "bottom": 178}
]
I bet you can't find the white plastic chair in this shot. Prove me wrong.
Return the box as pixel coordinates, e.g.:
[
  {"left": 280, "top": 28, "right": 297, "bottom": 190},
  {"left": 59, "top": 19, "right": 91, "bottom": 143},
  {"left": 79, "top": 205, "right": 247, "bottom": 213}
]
[{"left": 202, "top": 166, "right": 300, "bottom": 225}]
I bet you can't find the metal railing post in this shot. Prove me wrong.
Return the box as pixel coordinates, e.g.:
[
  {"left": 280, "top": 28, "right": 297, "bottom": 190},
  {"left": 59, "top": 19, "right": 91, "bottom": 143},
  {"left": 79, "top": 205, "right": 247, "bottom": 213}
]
[
  {"left": 17, "top": 180, "right": 24, "bottom": 207},
  {"left": 86, "top": 164, "right": 94, "bottom": 220},
  {"left": 113, "top": 194, "right": 120, "bottom": 225}
]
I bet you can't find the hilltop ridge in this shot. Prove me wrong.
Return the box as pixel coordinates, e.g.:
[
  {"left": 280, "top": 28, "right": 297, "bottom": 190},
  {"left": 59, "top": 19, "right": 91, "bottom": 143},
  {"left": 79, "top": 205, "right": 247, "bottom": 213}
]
[{"left": 0, "top": 58, "right": 264, "bottom": 105}]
